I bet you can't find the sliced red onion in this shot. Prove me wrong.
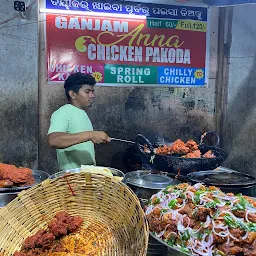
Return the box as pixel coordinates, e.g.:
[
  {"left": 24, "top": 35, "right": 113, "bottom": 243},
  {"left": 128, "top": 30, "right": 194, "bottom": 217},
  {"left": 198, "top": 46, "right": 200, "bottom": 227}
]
[
  {"left": 242, "top": 231, "right": 249, "bottom": 240},
  {"left": 229, "top": 232, "right": 240, "bottom": 242},
  {"left": 246, "top": 206, "right": 256, "bottom": 212},
  {"left": 213, "top": 227, "right": 229, "bottom": 237},
  {"left": 213, "top": 195, "right": 234, "bottom": 201},
  {"left": 216, "top": 201, "right": 226, "bottom": 207},
  {"left": 245, "top": 210, "right": 250, "bottom": 222},
  {"left": 205, "top": 233, "right": 213, "bottom": 247},
  {"left": 212, "top": 219, "right": 228, "bottom": 229},
  {"left": 155, "top": 230, "right": 165, "bottom": 238},
  {"left": 200, "top": 196, "right": 212, "bottom": 204},
  {"left": 185, "top": 190, "right": 195, "bottom": 199},
  {"left": 145, "top": 205, "right": 154, "bottom": 215},
  {"left": 177, "top": 220, "right": 185, "bottom": 232},
  {"left": 193, "top": 183, "right": 205, "bottom": 190},
  {"left": 204, "top": 215, "right": 211, "bottom": 228},
  {"left": 176, "top": 199, "right": 186, "bottom": 209}
]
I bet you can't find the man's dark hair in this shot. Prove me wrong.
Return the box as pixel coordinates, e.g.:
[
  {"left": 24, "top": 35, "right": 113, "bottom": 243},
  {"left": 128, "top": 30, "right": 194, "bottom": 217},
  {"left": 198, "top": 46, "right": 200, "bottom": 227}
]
[{"left": 64, "top": 72, "right": 96, "bottom": 101}]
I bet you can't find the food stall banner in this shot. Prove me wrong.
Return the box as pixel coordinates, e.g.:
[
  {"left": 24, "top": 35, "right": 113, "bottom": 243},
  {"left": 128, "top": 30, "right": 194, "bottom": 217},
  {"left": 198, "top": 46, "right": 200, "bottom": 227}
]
[{"left": 45, "top": 1, "right": 209, "bottom": 87}]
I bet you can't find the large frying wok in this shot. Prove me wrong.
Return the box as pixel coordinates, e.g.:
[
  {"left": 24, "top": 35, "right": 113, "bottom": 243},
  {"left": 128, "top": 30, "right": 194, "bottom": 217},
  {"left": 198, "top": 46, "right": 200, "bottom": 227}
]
[{"left": 134, "top": 133, "right": 228, "bottom": 176}]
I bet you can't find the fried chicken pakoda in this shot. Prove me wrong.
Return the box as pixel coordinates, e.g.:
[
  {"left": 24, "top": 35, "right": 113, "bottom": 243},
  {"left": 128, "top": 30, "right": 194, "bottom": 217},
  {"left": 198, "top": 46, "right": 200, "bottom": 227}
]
[
  {"left": 14, "top": 211, "right": 113, "bottom": 256},
  {"left": 0, "top": 163, "right": 35, "bottom": 188},
  {"left": 171, "top": 139, "right": 190, "bottom": 155},
  {"left": 203, "top": 150, "right": 216, "bottom": 158},
  {"left": 150, "top": 138, "right": 216, "bottom": 159}
]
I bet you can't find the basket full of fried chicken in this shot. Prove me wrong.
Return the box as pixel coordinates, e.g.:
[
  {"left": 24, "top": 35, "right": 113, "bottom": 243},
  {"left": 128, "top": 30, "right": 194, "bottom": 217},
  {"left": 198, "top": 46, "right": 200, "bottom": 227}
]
[{"left": 0, "top": 172, "right": 149, "bottom": 256}]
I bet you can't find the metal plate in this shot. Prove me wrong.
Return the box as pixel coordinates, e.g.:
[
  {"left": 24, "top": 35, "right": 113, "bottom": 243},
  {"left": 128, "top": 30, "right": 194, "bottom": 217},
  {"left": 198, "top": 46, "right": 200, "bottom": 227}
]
[
  {"left": 0, "top": 170, "right": 50, "bottom": 192},
  {"left": 187, "top": 167, "right": 256, "bottom": 187},
  {"left": 50, "top": 167, "right": 125, "bottom": 180},
  {"left": 125, "top": 170, "right": 174, "bottom": 189}
]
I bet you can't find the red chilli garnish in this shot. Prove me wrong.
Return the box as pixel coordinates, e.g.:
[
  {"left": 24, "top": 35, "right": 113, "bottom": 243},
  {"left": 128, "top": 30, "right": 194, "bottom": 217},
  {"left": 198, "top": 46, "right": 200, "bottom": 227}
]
[{"left": 64, "top": 176, "right": 76, "bottom": 196}]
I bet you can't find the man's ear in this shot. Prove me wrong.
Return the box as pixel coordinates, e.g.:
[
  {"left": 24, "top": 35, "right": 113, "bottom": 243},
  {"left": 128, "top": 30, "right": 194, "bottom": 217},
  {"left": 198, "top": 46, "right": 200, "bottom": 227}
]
[{"left": 68, "top": 90, "right": 76, "bottom": 100}]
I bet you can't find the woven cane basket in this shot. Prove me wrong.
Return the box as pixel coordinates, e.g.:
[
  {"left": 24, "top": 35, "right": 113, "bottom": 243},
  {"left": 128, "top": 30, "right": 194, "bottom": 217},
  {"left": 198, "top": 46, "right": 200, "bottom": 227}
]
[{"left": 0, "top": 172, "right": 149, "bottom": 256}]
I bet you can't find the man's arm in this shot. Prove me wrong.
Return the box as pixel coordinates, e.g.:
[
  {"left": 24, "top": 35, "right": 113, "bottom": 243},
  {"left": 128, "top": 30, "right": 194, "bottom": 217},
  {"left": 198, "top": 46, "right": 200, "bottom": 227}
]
[{"left": 48, "top": 131, "right": 110, "bottom": 149}]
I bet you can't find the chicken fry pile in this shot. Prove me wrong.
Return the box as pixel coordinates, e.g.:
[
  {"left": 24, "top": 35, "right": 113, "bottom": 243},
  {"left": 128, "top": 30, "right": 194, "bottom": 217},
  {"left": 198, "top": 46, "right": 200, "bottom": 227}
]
[
  {"left": 13, "top": 212, "right": 113, "bottom": 256},
  {"left": 145, "top": 183, "right": 256, "bottom": 256},
  {"left": 0, "top": 163, "right": 35, "bottom": 188},
  {"left": 154, "top": 139, "right": 215, "bottom": 159},
  {"left": 14, "top": 211, "right": 83, "bottom": 256}
]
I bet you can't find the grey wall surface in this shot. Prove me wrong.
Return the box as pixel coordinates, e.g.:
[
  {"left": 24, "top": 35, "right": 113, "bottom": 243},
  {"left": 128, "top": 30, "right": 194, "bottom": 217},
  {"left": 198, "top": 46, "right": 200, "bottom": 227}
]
[
  {"left": 223, "top": 5, "right": 256, "bottom": 175},
  {"left": 0, "top": 0, "right": 38, "bottom": 168},
  {"left": 39, "top": 3, "right": 219, "bottom": 174}
]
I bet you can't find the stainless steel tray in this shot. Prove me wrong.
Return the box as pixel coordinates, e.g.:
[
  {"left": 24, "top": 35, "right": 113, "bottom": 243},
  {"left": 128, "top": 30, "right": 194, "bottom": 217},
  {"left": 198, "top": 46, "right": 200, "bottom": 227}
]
[
  {"left": 50, "top": 167, "right": 125, "bottom": 180},
  {"left": 0, "top": 170, "right": 50, "bottom": 192}
]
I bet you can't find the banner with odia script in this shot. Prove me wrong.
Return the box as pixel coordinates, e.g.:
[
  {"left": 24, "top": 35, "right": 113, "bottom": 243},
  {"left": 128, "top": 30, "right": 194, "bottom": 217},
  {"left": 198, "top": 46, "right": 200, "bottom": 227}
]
[{"left": 46, "top": 9, "right": 209, "bottom": 87}]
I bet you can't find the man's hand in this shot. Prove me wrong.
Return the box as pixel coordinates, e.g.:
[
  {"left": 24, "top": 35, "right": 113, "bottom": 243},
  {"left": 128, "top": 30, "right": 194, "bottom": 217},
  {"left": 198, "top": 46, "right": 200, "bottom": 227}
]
[{"left": 89, "top": 131, "right": 111, "bottom": 144}]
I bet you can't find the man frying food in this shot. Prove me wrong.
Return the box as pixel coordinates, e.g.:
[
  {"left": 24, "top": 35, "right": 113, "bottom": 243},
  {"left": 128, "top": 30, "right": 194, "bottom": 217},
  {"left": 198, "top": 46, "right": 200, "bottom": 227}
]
[{"left": 47, "top": 72, "right": 111, "bottom": 171}]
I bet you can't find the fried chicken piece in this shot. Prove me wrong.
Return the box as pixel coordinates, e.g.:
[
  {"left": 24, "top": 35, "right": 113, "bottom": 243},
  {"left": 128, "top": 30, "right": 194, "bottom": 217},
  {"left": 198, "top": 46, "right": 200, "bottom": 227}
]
[
  {"left": 178, "top": 203, "right": 195, "bottom": 218},
  {"left": 26, "top": 248, "right": 43, "bottom": 256},
  {"left": 22, "top": 229, "right": 55, "bottom": 251},
  {"left": 217, "top": 241, "right": 235, "bottom": 255},
  {"left": 248, "top": 212, "right": 256, "bottom": 223},
  {"left": 48, "top": 219, "right": 68, "bottom": 237},
  {"left": 68, "top": 216, "right": 83, "bottom": 232},
  {"left": 243, "top": 240, "right": 256, "bottom": 256},
  {"left": 202, "top": 150, "right": 215, "bottom": 158},
  {"left": 0, "top": 179, "right": 14, "bottom": 188},
  {"left": 246, "top": 232, "right": 256, "bottom": 244},
  {"left": 171, "top": 139, "right": 190, "bottom": 155},
  {"left": 230, "top": 228, "right": 246, "bottom": 239},
  {"left": 146, "top": 213, "right": 162, "bottom": 233},
  {"left": 55, "top": 211, "right": 70, "bottom": 223},
  {"left": 194, "top": 207, "right": 211, "bottom": 222},
  {"left": 230, "top": 245, "right": 243, "bottom": 255},
  {"left": 183, "top": 216, "right": 195, "bottom": 228},
  {"left": 22, "top": 230, "right": 46, "bottom": 250},
  {"left": 155, "top": 145, "right": 172, "bottom": 154},
  {"left": 0, "top": 163, "right": 34, "bottom": 184},
  {"left": 13, "top": 252, "right": 26, "bottom": 256},
  {"left": 232, "top": 210, "right": 245, "bottom": 218},
  {"left": 182, "top": 150, "right": 201, "bottom": 158},
  {"left": 186, "top": 140, "right": 199, "bottom": 151},
  {"left": 36, "top": 232, "right": 55, "bottom": 248},
  {"left": 213, "top": 232, "right": 228, "bottom": 244},
  {"left": 22, "top": 176, "right": 36, "bottom": 186},
  {"left": 49, "top": 212, "right": 83, "bottom": 236}
]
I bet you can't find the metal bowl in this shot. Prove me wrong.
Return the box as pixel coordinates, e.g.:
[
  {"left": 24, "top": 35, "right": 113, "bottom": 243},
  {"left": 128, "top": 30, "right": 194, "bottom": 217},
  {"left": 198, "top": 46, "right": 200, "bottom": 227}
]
[
  {"left": 125, "top": 170, "right": 183, "bottom": 208},
  {"left": 50, "top": 167, "right": 125, "bottom": 181}
]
